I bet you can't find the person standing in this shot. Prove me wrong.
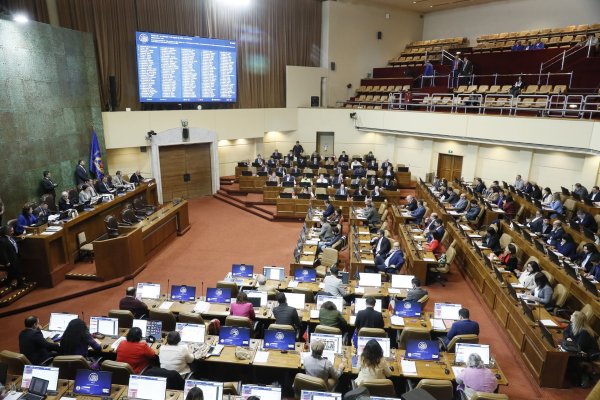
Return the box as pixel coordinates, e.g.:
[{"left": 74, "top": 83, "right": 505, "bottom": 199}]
[
  {"left": 41, "top": 170, "right": 58, "bottom": 200},
  {"left": 423, "top": 59, "right": 434, "bottom": 86},
  {"left": 292, "top": 141, "right": 304, "bottom": 158},
  {"left": 0, "top": 196, "right": 4, "bottom": 225},
  {"left": 461, "top": 56, "right": 473, "bottom": 85},
  {"left": 451, "top": 56, "right": 463, "bottom": 88},
  {"left": 75, "top": 160, "right": 90, "bottom": 186}
]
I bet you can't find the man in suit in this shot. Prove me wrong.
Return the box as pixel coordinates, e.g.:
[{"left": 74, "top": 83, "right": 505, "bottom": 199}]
[
  {"left": 332, "top": 174, "right": 345, "bottom": 186},
  {"left": 405, "top": 278, "right": 428, "bottom": 301},
  {"left": 275, "top": 165, "right": 287, "bottom": 175},
  {"left": 75, "top": 160, "right": 90, "bottom": 186},
  {"left": 338, "top": 151, "right": 349, "bottom": 162},
  {"left": 453, "top": 193, "right": 469, "bottom": 213},
  {"left": 254, "top": 154, "right": 264, "bottom": 165},
  {"left": 267, "top": 157, "right": 277, "bottom": 167},
  {"left": 375, "top": 242, "right": 404, "bottom": 274},
  {"left": 363, "top": 200, "right": 380, "bottom": 230},
  {"left": 119, "top": 287, "right": 149, "bottom": 319},
  {"left": 460, "top": 56, "right": 473, "bottom": 85},
  {"left": 289, "top": 165, "right": 301, "bottom": 176},
  {"left": 0, "top": 225, "right": 25, "bottom": 287},
  {"left": 271, "top": 149, "right": 282, "bottom": 159},
  {"left": 380, "top": 159, "right": 392, "bottom": 170},
  {"left": 590, "top": 186, "right": 600, "bottom": 202},
  {"left": 423, "top": 213, "right": 438, "bottom": 231},
  {"left": 371, "top": 230, "right": 391, "bottom": 258},
  {"left": 575, "top": 210, "right": 598, "bottom": 232},
  {"left": 273, "top": 292, "right": 302, "bottom": 334},
  {"left": 355, "top": 296, "right": 384, "bottom": 332},
  {"left": 41, "top": 170, "right": 58, "bottom": 200},
  {"left": 353, "top": 166, "right": 366, "bottom": 178},
  {"left": 367, "top": 175, "right": 379, "bottom": 188},
  {"left": 473, "top": 178, "right": 486, "bottom": 194},
  {"left": 292, "top": 141, "right": 304, "bottom": 158},
  {"left": 297, "top": 157, "right": 307, "bottom": 168},
  {"left": 282, "top": 173, "right": 295, "bottom": 184},
  {"left": 404, "top": 195, "right": 418, "bottom": 211},
  {"left": 19, "top": 316, "right": 60, "bottom": 365},
  {"left": 130, "top": 170, "right": 144, "bottom": 185},
  {"left": 440, "top": 308, "right": 480, "bottom": 348},
  {"left": 442, "top": 188, "right": 458, "bottom": 204},
  {"left": 410, "top": 200, "right": 426, "bottom": 224},
  {"left": 335, "top": 184, "right": 348, "bottom": 196},
  {"left": 573, "top": 183, "right": 589, "bottom": 199},
  {"left": 464, "top": 200, "right": 481, "bottom": 222},
  {"left": 527, "top": 210, "right": 544, "bottom": 232},
  {"left": 319, "top": 217, "right": 334, "bottom": 242},
  {"left": 382, "top": 177, "right": 396, "bottom": 189},
  {"left": 322, "top": 199, "right": 335, "bottom": 219},
  {"left": 451, "top": 56, "right": 463, "bottom": 88},
  {"left": 97, "top": 176, "right": 116, "bottom": 194}
]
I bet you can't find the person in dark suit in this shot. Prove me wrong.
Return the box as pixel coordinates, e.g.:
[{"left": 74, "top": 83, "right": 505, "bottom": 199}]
[
  {"left": 473, "top": 178, "right": 486, "bottom": 194},
  {"left": 75, "top": 160, "right": 90, "bottom": 186},
  {"left": 338, "top": 151, "right": 349, "bottom": 162},
  {"left": 442, "top": 188, "right": 458, "bottom": 204},
  {"left": 573, "top": 183, "right": 589, "bottom": 200},
  {"left": 297, "top": 157, "right": 307, "bottom": 168},
  {"left": 41, "top": 170, "right": 58, "bottom": 200},
  {"left": 590, "top": 186, "right": 600, "bottom": 202},
  {"left": 375, "top": 242, "right": 404, "bottom": 274},
  {"left": 355, "top": 296, "right": 384, "bottom": 332},
  {"left": 382, "top": 177, "right": 396, "bottom": 189},
  {"left": 460, "top": 56, "right": 473, "bottom": 85},
  {"left": 405, "top": 278, "right": 428, "bottom": 301},
  {"left": 97, "top": 176, "right": 116, "bottom": 194},
  {"left": 451, "top": 56, "right": 463, "bottom": 88},
  {"left": 292, "top": 141, "right": 304, "bottom": 158},
  {"left": 335, "top": 184, "right": 348, "bottom": 196},
  {"left": 273, "top": 292, "right": 302, "bottom": 334},
  {"left": 322, "top": 200, "right": 335, "bottom": 219},
  {"left": 119, "top": 287, "right": 149, "bottom": 319},
  {"left": 0, "top": 225, "right": 25, "bottom": 287},
  {"left": 19, "top": 316, "right": 60, "bottom": 365},
  {"left": 546, "top": 220, "right": 565, "bottom": 246},
  {"left": 482, "top": 226, "right": 501, "bottom": 255},
  {"left": 404, "top": 195, "right": 417, "bottom": 211},
  {"left": 282, "top": 173, "right": 295, "bottom": 184},
  {"left": 410, "top": 200, "right": 426, "bottom": 224},
  {"left": 271, "top": 149, "right": 282, "bottom": 159},
  {"left": 371, "top": 230, "right": 391, "bottom": 258},
  {"left": 526, "top": 210, "right": 544, "bottom": 233},
  {"left": 130, "top": 170, "right": 144, "bottom": 185},
  {"left": 575, "top": 210, "right": 598, "bottom": 233},
  {"left": 58, "top": 191, "right": 73, "bottom": 211},
  {"left": 440, "top": 308, "right": 479, "bottom": 348}
]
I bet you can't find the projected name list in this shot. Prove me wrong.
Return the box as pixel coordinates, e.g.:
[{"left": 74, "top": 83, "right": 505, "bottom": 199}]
[{"left": 136, "top": 32, "right": 237, "bottom": 103}]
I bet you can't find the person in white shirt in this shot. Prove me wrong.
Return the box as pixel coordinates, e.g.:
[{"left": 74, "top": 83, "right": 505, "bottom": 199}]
[
  {"left": 517, "top": 261, "right": 541, "bottom": 290},
  {"left": 322, "top": 266, "right": 346, "bottom": 297},
  {"left": 159, "top": 331, "right": 194, "bottom": 375},
  {"left": 514, "top": 175, "right": 525, "bottom": 190}
]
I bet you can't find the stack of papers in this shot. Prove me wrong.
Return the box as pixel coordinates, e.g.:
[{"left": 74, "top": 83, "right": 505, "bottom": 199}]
[
  {"left": 401, "top": 359, "right": 417, "bottom": 375},
  {"left": 310, "top": 310, "right": 320, "bottom": 319},
  {"left": 390, "top": 316, "right": 405, "bottom": 326},
  {"left": 354, "top": 287, "right": 365, "bottom": 294},
  {"left": 388, "top": 288, "right": 401, "bottom": 294},
  {"left": 254, "top": 351, "right": 269, "bottom": 363},
  {"left": 349, "top": 316, "right": 356, "bottom": 325},
  {"left": 193, "top": 301, "right": 210, "bottom": 313},
  {"left": 288, "top": 280, "right": 300, "bottom": 288},
  {"left": 431, "top": 318, "right": 446, "bottom": 330},
  {"left": 159, "top": 301, "right": 173, "bottom": 310},
  {"left": 540, "top": 319, "right": 558, "bottom": 327}
]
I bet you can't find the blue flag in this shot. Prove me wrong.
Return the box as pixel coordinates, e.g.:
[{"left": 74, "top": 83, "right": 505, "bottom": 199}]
[{"left": 89, "top": 131, "right": 104, "bottom": 180}]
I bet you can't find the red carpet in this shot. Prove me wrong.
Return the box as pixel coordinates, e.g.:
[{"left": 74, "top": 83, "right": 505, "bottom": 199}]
[{"left": 0, "top": 197, "right": 590, "bottom": 399}]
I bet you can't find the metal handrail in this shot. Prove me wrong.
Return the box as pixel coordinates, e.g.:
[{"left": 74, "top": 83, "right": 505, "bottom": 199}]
[
  {"left": 440, "top": 49, "right": 454, "bottom": 65},
  {"left": 540, "top": 41, "right": 591, "bottom": 73}
]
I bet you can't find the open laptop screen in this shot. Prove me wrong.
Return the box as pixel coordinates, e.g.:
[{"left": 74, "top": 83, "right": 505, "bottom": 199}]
[
  {"left": 48, "top": 313, "right": 78, "bottom": 332},
  {"left": 219, "top": 326, "right": 251, "bottom": 346},
  {"left": 283, "top": 292, "right": 306, "bottom": 310},
  {"left": 74, "top": 370, "right": 112, "bottom": 396},
  {"left": 89, "top": 317, "right": 119, "bottom": 337},
  {"left": 241, "top": 385, "right": 282, "bottom": 400},
  {"left": 405, "top": 340, "right": 440, "bottom": 360},
  {"left": 315, "top": 295, "right": 344, "bottom": 311},
  {"left": 136, "top": 283, "right": 161, "bottom": 300},
  {"left": 300, "top": 391, "right": 342, "bottom": 400},
  {"left": 263, "top": 329, "right": 296, "bottom": 351},
  {"left": 183, "top": 380, "right": 223, "bottom": 400},
  {"left": 294, "top": 269, "right": 317, "bottom": 282},
  {"left": 433, "top": 303, "right": 462, "bottom": 320},
  {"left": 22, "top": 366, "right": 59, "bottom": 391},
  {"left": 244, "top": 290, "right": 268, "bottom": 307},
  {"left": 391, "top": 274, "right": 414, "bottom": 289},
  {"left": 232, "top": 264, "right": 254, "bottom": 278},
  {"left": 176, "top": 323, "right": 206, "bottom": 343},
  {"left": 354, "top": 298, "right": 382, "bottom": 313},
  {"left": 356, "top": 337, "right": 390, "bottom": 357},
  {"left": 132, "top": 319, "right": 162, "bottom": 338},
  {"left": 170, "top": 285, "right": 196, "bottom": 301},
  {"left": 263, "top": 267, "right": 285, "bottom": 281},
  {"left": 127, "top": 375, "right": 167, "bottom": 400},
  {"left": 358, "top": 273, "right": 382, "bottom": 287},
  {"left": 206, "top": 288, "right": 232, "bottom": 303},
  {"left": 455, "top": 343, "right": 490, "bottom": 365},
  {"left": 394, "top": 300, "right": 422, "bottom": 317}
]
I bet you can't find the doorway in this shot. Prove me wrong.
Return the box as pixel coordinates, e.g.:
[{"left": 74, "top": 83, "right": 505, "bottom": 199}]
[
  {"left": 316, "top": 132, "right": 334, "bottom": 157},
  {"left": 436, "top": 154, "right": 463, "bottom": 181},
  {"left": 159, "top": 143, "right": 212, "bottom": 201}
]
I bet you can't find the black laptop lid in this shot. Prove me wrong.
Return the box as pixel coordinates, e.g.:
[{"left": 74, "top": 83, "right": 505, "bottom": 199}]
[{"left": 28, "top": 377, "right": 49, "bottom": 396}]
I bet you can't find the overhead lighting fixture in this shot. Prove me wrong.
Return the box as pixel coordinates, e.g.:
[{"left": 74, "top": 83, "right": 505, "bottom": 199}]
[
  {"left": 13, "top": 13, "right": 28, "bottom": 23},
  {"left": 221, "top": 0, "right": 251, "bottom": 6}
]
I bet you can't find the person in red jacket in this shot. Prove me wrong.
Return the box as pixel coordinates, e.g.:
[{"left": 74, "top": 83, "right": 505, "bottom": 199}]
[{"left": 116, "top": 327, "right": 157, "bottom": 373}]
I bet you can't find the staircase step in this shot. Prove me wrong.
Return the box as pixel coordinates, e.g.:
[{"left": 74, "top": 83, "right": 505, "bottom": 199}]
[
  {"left": 65, "top": 273, "right": 100, "bottom": 281},
  {"left": 213, "top": 194, "right": 274, "bottom": 221}
]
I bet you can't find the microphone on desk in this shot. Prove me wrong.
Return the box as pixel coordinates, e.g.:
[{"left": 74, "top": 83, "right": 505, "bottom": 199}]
[
  {"left": 167, "top": 279, "right": 170, "bottom": 300},
  {"left": 201, "top": 281, "right": 204, "bottom": 298},
  {"left": 81, "top": 311, "right": 85, "bottom": 323}
]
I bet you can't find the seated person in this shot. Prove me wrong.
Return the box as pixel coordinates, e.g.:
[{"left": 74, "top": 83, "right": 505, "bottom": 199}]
[
  {"left": 526, "top": 210, "right": 544, "bottom": 233},
  {"left": 273, "top": 292, "right": 302, "bottom": 333},
  {"left": 370, "top": 186, "right": 382, "bottom": 198},
  {"left": 549, "top": 193, "right": 564, "bottom": 217},
  {"left": 59, "top": 318, "right": 101, "bottom": 358},
  {"left": 318, "top": 301, "right": 348, "bottom": 331},
  {"left": 78, "top": 184, "right": 93, "bottom": 204},
  {"left": 335, "top": 184, "right": 349, "bottom": 196},
  {"left": 498, "top": 243, "right": 518, "bottom": 274},
  {"left": 129, "top": 170, "right": 144, "bottom": 185},
  {"left": 546, "top": 220, "right": 565, "bottom": 246},
  {"left": 316, "top": 174, "right": 329, "bottom": 185},
  {"left": 371, "top": 230, "right": 390, "bottom": 258},
  {"left": 16, "top": 203, "right": 38, "bottom": 234},
  {"left": 19, "top": 316, "right": 60, "bottom": 365},
  {"left": 410, "top": 200, "right": 426, "bottom": 224},
  {"left": 517, "top": 261, "right": 541, "bottom": 290},
  {"left": 440, "top": 308, "right": 479, "bottom": 348},
  {"left": 554, "top": 233, "right": 576, "bottom": 259},
  {"left": 405, "top": 278, "right": 428, "bottom": 301},
  {"left": 353, "top": 166, "right": 366, "bottom": 178},
  {"left": 382, "top": 177, "right": 396, "bottom": 189},
  {"left": 230, "top": 292, "right": 255, "bottom": 321},
  {"left": 502, "top": 196, "right": 518, "bottom": 220},
  {"left": 97, "top": 176, "right": 116, "bottom": 194},
  {"left": 363, "top": 200, "right": 380, "bottom": 229},
  {"left": 562, "top": 311, "right": 600, "bottom": 387},
  {"left": 425, "top": 230, "right": 446, "bottom": 257},
  {"left": 374, "top": 241, "right": 404, "bottom": 274},
  {"left": 574, "top": 209, "right": 598, "bottom": 232},
  {"left": 355, "top": 296, "right": 384, "bottom": 331},
  {"left": 327, "top": 208, "right": 343, "bottom": 225},
  {"left": 355, "top": 339, "right": 392, "bottom": 386},
  {"left": 119, "top": 287, "right": 149, "bottom": 319},
  {"left": 441, "top": 188, "right": 458, "bottom": 204},
  {"left": 575, "top": 243, "right": 599, "bottom": 273},
  {"left": 453, "top": 194, "right": 469, "bottom": 213},
  {"left": 584, "top": 256, "right": 600, "bottom": 282},
  {"left": 303, "top": 340, "right": 346, "bottom": 390},
  {"left": 473, "top": 178, "right": 486, "bottom": 194},
  {"left": 403, "top": 195, "right": 417, "bottom": 211},
  {"left": 527, "top": 273, "right": 554, "bottom": 311},
  {"left": 256, "top": 274, "right": 278, "bottom": 294},
  {"left": 116, "top": 327, "right": 157, "bottom": 374},
  {"left": 481, "top": 226, "right": 501, "bottom": 255},
  {"left": 322, "top": 266, "right": 346, "bottom": 297},
  {"left": 319, "top": 226, "right": 341, "bottom": 252},
  {"left": 58, "top": 191, "right": 73, "bottom": 211},
  {"left": 267, "top": 172, "right": 279, "bottom": 184},
  {"left": 456, "top": 353, "right": 498, "bottom": 398},
  {"left": 541, "top": 187, "right": 553, "bottom": 205},
  {"left": 159, "top": 331, "right": 195, "bottom": 376},
  {"left": 112, "top": 171, "right": 127, "bottom": 188},
  {"left": 354, "top": 185, "right": 367, "bottom": 196},
  {"left": 464, "top": 200, "right": 481, "bottom": 221}
]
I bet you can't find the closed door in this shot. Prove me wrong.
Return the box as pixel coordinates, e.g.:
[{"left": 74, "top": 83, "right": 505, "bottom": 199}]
[
  {"left": 159, "top": 143, "right": 212, "bottom": 201},
  {"left": 316, "top": 132, "right": 334, "bottom": 157},
  {"left": 437, "top": 154, "right": 463, "bottom": 182}
]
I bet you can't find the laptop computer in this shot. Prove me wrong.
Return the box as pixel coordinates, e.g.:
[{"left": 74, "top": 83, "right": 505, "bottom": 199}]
[
  {"left": 73, "top": 370, "right": 112, "bottom": 397},
  {"left": 263, "top": 329, "right": 296, "bottom": 351},
  {"left": 294, "top": 268, "right": 317, "bottom": 282},
  {"left": 263, "top": 266, "right": 285, "bottom": 281},
  {"left": 184, "top": 380, "right": 223, "bottom": 400},
  {"left": 537, "top": 320, "right": 555, "bottom": 347},
  {"left": 206, "top": 288, "right": 232, "bottom": 303},
  {"left": 136, "top": 282, "right": 161, "bottom": 300},
  {"left": 21, "top": 377, "right": 49, "bottom": 400},
  {"left": 405, "top": 340, "right": 440, "bottom": 360},
  {"left": 300, "top": 391, "right": 342, "bottom": 400},
  {"left": 89, "top": 317, "right": 119, "bottom": 338},
  {"left": 170, "top": 285, "right": 196, "bottom": 301},
  {"left": 232, "top": 264, "right": 254, "bottom": 278},
  {"left": 394, "top": 300, "right": 422, "bottom": 317},
  {"left": 454, "top": 343, "right": 490, "bottom": 365},
  {"left": 433, "top": 303, "right": 462, "bottom": 320},
  {"left": 244, "top": 290, "right": 268, "bottom": 307},
  {"left": 176, "top": 323, "right": 206, "bottom": 343},
  {"left": 354, "top": 297, "right": 382, "bottom": 313},
  {"left": 127, "top": 375, "right": 167, "bottom": 400},
  {"left": 48, "top": 313, "right": 78, "bottom": 333},
  {"left": 309, "top": 333, "right": 343, "bottom": 358},
  {"left": 22, "top": 366, "right": 59, "bottom": 393},
  {"left": 132, "top": 319, "right": 162, "bottom": 339},
  {"left": 219, "top": 326, "right": 251, "bottom": 346},
  {"left": 241, "top": 385, "right": 282, "bottom": 400}
]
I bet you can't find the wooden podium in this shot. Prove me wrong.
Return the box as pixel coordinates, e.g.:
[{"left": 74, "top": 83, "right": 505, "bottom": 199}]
[{"left": 93, "top": 227, "right": 145, "bottom": 281}]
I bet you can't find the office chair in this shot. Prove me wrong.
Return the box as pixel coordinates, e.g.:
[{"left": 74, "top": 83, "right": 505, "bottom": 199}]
[
  {"left": 357, "top": 328, "right": 387, "bottom": 338},
  {"left": 444, "top": 334, "right": 479, "bottom": 353},
  {"left": 104, "top": 215, "right": 120, "bottom": 238},
  {"left": 108, "top": 310, "right": 134, "bottom": 328},
  {"left": 416, "top": 379, "right": 454, "bottom": 400},
  {"left": 149, "top": 309, "right": 177, "bottom": 332},
  {"left": 133, "top": 197, "right": 155, "bottom": 216},
  {"left": 216, "top": 281, "right": 238, "bottom": 298},
  {"left": 359, "top": 379, "right": 396, "bottom": 397},
  {"left": 52, "top": 355, "right": 91, "bottom": 380},
  {"left": 0, "top": 350, "right": 48, "bottom": 375},
  {"left": 76, "top": 231, "right": 94, "bottom": 262},
  {"left": 225, "top": 316, "right": 253, "bottom": 329},
  {"left": 314, "top": 325, "right": 341, "bottom": 335},
  {"left": 293, "top": 374, "right": 330, "bottom": 399},
  {"left": 468, "top": 393, "right": 508, "bottom": 400},
  {"left": 101, "top": 360, "right": 135, "bottom": 385},
  {"left": 178, "top": 312, "right": 205, "bottom": 325},
  {"left": 397, "top": 328, "right": 431, "bottom": 350},
  {"left": 268, "top": 324, "right": 295, "bottom": 331}
]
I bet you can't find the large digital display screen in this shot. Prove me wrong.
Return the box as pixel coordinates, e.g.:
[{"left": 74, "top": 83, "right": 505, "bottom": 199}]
[{"left": 136, "top": 31, "right": 237, "bottom": 103}]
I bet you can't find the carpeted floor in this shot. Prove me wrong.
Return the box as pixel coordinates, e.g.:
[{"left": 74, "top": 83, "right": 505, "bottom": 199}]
[{"left": 0, "top": 197, "right": 591, "bottom": 400}]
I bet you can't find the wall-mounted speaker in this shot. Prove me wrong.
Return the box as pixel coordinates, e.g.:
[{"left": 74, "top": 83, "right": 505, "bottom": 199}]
[
  {"left": 330, "top": 61, "right": 336, "bottom": 71},
  {"left": 377, "top": 31, "right": 382, "bottom": 40},
  {"left": 182, "top": 127, "right": 189, "bottom": 141},
  {"left": 311, "top": 96, "right": 320, "bottom": 107}
]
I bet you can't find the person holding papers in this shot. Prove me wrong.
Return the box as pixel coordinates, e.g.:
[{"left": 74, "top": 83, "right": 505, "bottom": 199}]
[
  {"left": 322, "top": 266, "right": 346, "bottom": 297},
  {"left": 355, "top": 339, "right": 392, "bottom": 386},
  {"left": 354, "top": 297, "right": 384, "bottom": 332},
  {"left": 375, "top": 242, "right": 404, "bottom": 274},
  {"left": 116, "top": 327, "right": 157, "bottom": 373},
  {"left": 517, "top": 261, "right": 541, "bottom": 290},
  {"left": 59, "top": 318, "right": 101, "bottom": 358},
  {"left": 159, "top": 331, "right": 194, "bottom": 376},
  {"left": 405, "top": 278, "right": 428, "bottom": 302},
  {"left": 19, "top": 316, "right": 60, "bottom": 365},
  {"left": 440, "top": 308, "right": 479, "bottom": 349},
  {"left": 119, "top": 287, "right": 149, "bottom": 319},
  {"left": 273, "top": 293, "right": 302, "bottom": 333},
  {"left": 304, "top": 340, "right": 346, "bottom": 390},
  {"left": 319, "top": 301, "right": 348, "bottom": 331},
  {"left": 230, "top": 292, "right": 256, "bottom": 321},
  {"left": 455, "top": 353, "right": 498, "bottom": 399}
]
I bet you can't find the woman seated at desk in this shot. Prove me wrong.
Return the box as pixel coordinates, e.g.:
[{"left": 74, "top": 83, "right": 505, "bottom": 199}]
[
  {"left": 116, "top": 327, "right": 157, "bottom": 373},
  {"left": 562, "top": 311, "right": 599, "bottom": 387},
  {"left": 355, "top": 339, "right": 392, "bottom": 386},
  {"left": 318, "top": 301, "right": 348, "bottom": 331},
  {"left": 15, "top": 203, "right": 38, "bottom": 235},
  {"left": 481, "top": 226, "right": 502, "bottom": 255},
  {"left": 424, "top": 230, "right": 446, "bottom": 257},
  {"left": 230, "top": 292, "right": 255, "bottom": 321},
  {"left": 498, "top": 243, "right": 518, "bottom": 274},
  {"left": 517, "top": 260, "right": 541, "bottom": 290},
  {"left": 456, "top": 353, "right": 498, "bottom": 399},
  {"left": 59, "top": 318, "right": 101, "bottom": 360},
  {"left": 159, "top": 331, "right": 194, "bottom": 376},
  {"left": 549, "top": 193, "right": 564, "bottom": 218},
  {"left": 267, "top": 172, "right": 279, "bottom": 184},
  {"left": 541, "top": 187, "right": 553, "bottom": 206},
  {"left": 527, "top": 273, "right": 554, "bottom": 311}
]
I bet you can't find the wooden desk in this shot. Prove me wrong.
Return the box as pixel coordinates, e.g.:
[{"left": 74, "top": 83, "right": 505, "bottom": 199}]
[
  {"left": 239, "top": 176, "right": 267, "bottom": 192},
  {"left": 20, "top": 183, "right": 158, "bottom": 287},
  {"left": 397, "top": 225, "right": 436, "bottom": 284}
]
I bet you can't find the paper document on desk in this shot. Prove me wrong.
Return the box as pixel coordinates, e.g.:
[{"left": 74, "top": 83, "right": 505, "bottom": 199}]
[
  {"left": 193, "top": 301, "right": 210, "bottom": 313},
  {"left": 413, "top": 236, "right": 425, "bottom": 241},
  {"left": 306, "top": 240, "right": 319, "bottom": 245},
  {"left": 300, "top": 260, "right": 314, "bottom": 265},
  {"left": 540, "top": 319, "right": 558, "bottom": 327},
  {"left": 208, "top": 344, "right": 224, "bottom": 356},
  {"left": 362, "top": 259, "right": 375, "bottom": 264},
  {"left": 390, "top": 316, "right": 405, "bottom": 326},
  {"left": 448, "top": 211, "right": 461, "bottom": 216},
  {"left": 452, "top": 366, "right": 464, "bottom": 377},
  {"left": 350, "top": 316, "right": 356, "bottom": 325},
  {"left": 159, "top": 301, "right": 174, "bottom": 310},
  {"left": 460, "top": 224, "right": 473, "bottom": 231},
  {"left": 401, "top": 359, "right": 417, "bottom": 375},
  {"left": 388, "top": 288, "right": 401, "bottom": 294},
  {"left": 111, "top": 336, "right": 126, "bottom": 350},
  {"left": 411, "top": 229, "right": 423, "bottom": 233},
  {"left": 4, "top": 392, "right": 26, "bottom": 400},
  {"left": 511, "top": 283, "right": 524, "bottom": 289},
  {"left": 359, "top": 240, "right": 371, "bottom": 244},
  {"left": 288, "top": 280, "right": 299, "bottom": 288},
  {"left": 467, "top": 234, "right": 482, "bottom": 239},
  {"left": 354, "top": 287, "right": 365, "bottom": 294},
  {"left": 310, "top": 310, "right": 319, "bottom": 319},
  {"left": 423, "top": 257, "right": 436, "bottom": 262},
  {"left": 254, "top": 351, "right": 269, "bottom": 363},
  {"left": 431, "top": 319, "right": 446, "bottom": 330},
  {"left": 41, "top": 330, "right": 57, "bottom": 339}
]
